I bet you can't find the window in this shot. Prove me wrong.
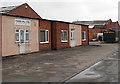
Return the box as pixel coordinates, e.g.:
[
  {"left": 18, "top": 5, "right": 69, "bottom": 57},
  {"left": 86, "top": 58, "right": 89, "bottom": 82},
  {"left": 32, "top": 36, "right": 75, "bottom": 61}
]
[
  {"left": 15, "top": 29, "right": 29, "bottom": 42},
  {"left": 40, "top": 30, "right": 49, "bottom": 43},
  {"left": 15, "top": 29, "right": 20, "bottom": 42},
  {"left": 61, "top": 30, "right": 68, "bottom": 42},
  {"left": 82, "top": 31, "right": 86, "bottom": 41},
  {"left": 25, "top": 30, "right": 29, "bottom": 42}
]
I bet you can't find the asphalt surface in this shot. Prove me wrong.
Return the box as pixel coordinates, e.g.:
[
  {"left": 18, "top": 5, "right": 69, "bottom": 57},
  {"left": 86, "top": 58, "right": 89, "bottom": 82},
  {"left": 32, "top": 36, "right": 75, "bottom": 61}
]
[
  {"left": 65, "top": 51, "right": 119, "bottom": 82},
  {"left": 2, "top": 42, "right": 118, "bottom": 82}
]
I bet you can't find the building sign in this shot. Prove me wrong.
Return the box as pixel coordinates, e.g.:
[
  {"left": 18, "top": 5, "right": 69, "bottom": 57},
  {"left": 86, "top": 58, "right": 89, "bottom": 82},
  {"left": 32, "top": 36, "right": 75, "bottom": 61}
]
[{"left": 15, "top": 19, "right": 31, "bottom": 26}]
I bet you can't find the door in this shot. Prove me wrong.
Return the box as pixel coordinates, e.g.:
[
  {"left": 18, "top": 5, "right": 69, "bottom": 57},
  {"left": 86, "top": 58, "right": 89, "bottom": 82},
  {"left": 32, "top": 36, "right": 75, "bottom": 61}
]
[
  {"left": 70, "top": 29, "right": 76, "bottom": 47},
  {"left": 20, "top": 29, "right": 26, "bottom": 54}
]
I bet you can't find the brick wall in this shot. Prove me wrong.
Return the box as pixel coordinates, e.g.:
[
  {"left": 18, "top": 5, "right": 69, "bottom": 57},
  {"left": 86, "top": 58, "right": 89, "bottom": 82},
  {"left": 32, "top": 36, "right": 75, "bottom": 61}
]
[
  {"left": 51, "top": 22, "right": 70, "bottom": 50},
  {"left": 81, "top": 25, "right": 89, "bottom": 45},
  {"left": 89, "top": 28, "right": 106, "bottom": 40},
  {"left": 105, "top": 19, "right": 120, "bottom": 30},
  {"left": 39, "top": 20, "right": 51, "bottom": 51},
  {"left": 8, "top": 3, "right": 41, "bottom": 18}
]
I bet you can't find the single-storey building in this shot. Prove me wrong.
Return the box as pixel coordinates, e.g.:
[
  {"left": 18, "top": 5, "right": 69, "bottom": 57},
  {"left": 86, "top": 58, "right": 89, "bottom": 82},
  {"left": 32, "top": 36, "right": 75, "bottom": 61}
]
[
  {"left": 69, "top": 24, "right": 82, "bottom": 47},
  {"left": 51, "top": 21, "right": 89, "bottom": 50},
  {"left": 51, "top": 21, "right": 70, "bottom": 50},
  {"left": 39, "top": 19, "right": 52, "bottom": 51},
  {"left": 0, "top": 3, "right": 89, "bottom": 57},
  {"left": 81, "top": 25, "right": 89, "bottom": 45},
  {"left": 0, "top": 3, "right": 40, "bottom": 57}
]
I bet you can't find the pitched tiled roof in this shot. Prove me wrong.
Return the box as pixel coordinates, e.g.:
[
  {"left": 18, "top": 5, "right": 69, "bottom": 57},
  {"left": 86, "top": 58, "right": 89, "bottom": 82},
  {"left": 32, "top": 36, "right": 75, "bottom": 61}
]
[
  {"left": 112, "top": 22, "right": 119, "bottom": 27},
  {"left": 0, "top": 3, "right": 41, "bottom": 18},
  {"left": 93, "top": 25, "right": 105, "bottom": 29},
  {"left": 0, "top": 5, "right": 19, "bottom": 13},
  {"left": 73, "top": 20, "right": 108, "bottom": 28}
]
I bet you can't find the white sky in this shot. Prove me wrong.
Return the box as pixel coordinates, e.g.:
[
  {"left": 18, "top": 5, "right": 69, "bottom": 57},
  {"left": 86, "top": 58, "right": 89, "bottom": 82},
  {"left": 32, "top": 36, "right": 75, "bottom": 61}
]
[{"left": 0, "top": 0, "right": 120, "bottom": 22}]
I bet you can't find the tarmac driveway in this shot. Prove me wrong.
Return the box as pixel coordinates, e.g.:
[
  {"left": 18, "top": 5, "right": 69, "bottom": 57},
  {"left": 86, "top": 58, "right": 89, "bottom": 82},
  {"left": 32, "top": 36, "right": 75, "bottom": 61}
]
[
  {"left": 66, "top": 52, "right": 119, "bottom": 82},
  {"left": 2, "top": 42, "right": 118, "bottom": 82}
]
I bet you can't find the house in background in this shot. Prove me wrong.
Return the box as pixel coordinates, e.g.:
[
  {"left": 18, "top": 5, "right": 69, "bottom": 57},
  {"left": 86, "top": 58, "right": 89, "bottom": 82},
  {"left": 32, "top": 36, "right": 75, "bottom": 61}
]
[
  {"left": 0, "top": 3, "right": 40, "bottom": 57},
  {"left": 73, "top": 19, "right": 120, "bottom": 41}
]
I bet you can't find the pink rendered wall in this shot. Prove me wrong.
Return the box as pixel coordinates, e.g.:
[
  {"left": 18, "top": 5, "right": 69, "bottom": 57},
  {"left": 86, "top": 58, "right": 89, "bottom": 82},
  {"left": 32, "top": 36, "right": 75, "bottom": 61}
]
[
  {"left": 69, "top": 24, "right": 82, "bottom": 47},
  {"left": 2, "top": 16, "right": 39, "bottom": 57}
]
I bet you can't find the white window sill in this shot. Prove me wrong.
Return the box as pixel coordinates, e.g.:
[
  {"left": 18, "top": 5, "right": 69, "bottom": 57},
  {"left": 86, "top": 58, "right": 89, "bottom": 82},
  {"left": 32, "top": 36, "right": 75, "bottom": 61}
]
[
  {"left": 15, "top": 41, "right": 29, "bottom": 43},
  {"left": 15, "top": 41, "right": 20, "bottom": 43},
  {"left": 82, "top": 39, "right": 86, "bottom": 41},
  {"left": 40, "top": 42, "right": 49, "bottom": 44},
  {"left": 61, "top": 41, "right": 68, "bottom": 43}
]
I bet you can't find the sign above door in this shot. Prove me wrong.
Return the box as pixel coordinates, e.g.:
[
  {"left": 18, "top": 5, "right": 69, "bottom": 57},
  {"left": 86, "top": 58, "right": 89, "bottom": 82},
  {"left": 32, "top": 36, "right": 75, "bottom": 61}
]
[{"left": 15, "top": 19, "right": 31, "bottom": 26}]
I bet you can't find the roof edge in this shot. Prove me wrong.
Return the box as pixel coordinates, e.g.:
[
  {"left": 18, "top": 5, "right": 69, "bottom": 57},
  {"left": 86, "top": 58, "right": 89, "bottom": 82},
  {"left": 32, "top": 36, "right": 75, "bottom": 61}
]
[{"left": 0, "top": 13, "right": 88, "bottom": 26}]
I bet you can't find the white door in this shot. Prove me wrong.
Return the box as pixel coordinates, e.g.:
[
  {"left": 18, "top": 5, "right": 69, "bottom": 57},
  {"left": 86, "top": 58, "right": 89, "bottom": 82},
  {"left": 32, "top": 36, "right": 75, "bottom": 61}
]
[
  {"left": 70, "top": 29, "right": 76, "bottom": 47},
  {"left": 20, "top": 29, "right": 26, "bottom": 54}
]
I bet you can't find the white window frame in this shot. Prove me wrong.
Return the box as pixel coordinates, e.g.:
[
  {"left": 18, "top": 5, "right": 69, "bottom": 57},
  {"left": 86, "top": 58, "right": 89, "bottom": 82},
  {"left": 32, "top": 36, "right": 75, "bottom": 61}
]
[
  {"left": 61, "top": 30, "right": 68, "bottom": 42},
  {"left": 15, "top": 29, "right": 20, "bottom": 42},
  {"left": 40, "top": 29, "right": 49, "bottom": 44},
  {"left": 15, "top": 29, "right": 29, "bottom": 43},
  {"left": 25, "top": 29, "right": 29, "bottom": 42},
  {"left": 82, "top": 31, "right": 86, "bottom": 41}
]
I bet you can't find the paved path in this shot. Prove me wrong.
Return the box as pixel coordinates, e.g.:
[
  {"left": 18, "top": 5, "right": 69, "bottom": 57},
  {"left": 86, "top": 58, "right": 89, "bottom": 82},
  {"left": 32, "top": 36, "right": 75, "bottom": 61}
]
[{"left": 2, "top": 42, "right": 118, "bottom": 82}]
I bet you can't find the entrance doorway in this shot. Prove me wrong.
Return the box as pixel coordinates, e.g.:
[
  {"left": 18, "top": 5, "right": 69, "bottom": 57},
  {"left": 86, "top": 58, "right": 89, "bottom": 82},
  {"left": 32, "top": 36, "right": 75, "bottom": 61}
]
[{"left": 70, "top": 29, "right": 76, "bottom": 47}]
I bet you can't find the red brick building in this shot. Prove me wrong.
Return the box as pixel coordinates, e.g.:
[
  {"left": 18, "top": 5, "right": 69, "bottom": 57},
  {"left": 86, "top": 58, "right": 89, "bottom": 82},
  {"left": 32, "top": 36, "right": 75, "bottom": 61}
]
[
  {"left": 51, "top": 21, "right": 70, "bottom": 50},
  {"left": 73, "top": 19, "right": 120, "bottom": 41},
  {"left": 0, "top": 3, "right": 89, "bottom": 57},
  {"left": 81, "top": 25, "right": 89, "bottom": 45},
  {"left": 4, "top": 3, "right": 41, "bottom": 18},
  {"left": 39, "top": 19, "right": 52, "bottom": 51}
]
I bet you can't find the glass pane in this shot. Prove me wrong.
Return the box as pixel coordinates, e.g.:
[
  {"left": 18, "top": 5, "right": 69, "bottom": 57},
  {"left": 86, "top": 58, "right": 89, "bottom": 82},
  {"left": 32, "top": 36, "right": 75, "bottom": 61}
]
[
  {"left": 84, "top": 32, "right": 86, "bottom": 39},
  {"left": 61, "top": 30, "right": 68, "bottom": 41},
  {"left": 15, "top": 33, "right": 19, "bottom": 41},
  {"left": 61, "top": 31, "right": 64, "bottom": 40},
  {"left": 16, "top": 30, "right": 19, "bottom": 32},
  {"left": 82, "top": 32, "right": 84, "bottom": 39},
  {"left": 26, "top": 30, "right": 29, "bottom": 32},
  {"left": 46, "top": 31, "right": 48, "bottom": 41},
  {"left": 71, "top": 31, "right": 74, "bottom": 40},
  {"left": 40, "top": 30, "right": 45, "bottom": 42},
  {"left": 20, "top": 30, "right": 24, "bottom": 43},
  {"left": 26, "top": 33, "right": 29, "bottom": 41},
  {"left": 73, "top": 32, "right": 75, "bottom": 40},
  {"left": 64, "top": 31, "right": 67, "bottom": 40}
]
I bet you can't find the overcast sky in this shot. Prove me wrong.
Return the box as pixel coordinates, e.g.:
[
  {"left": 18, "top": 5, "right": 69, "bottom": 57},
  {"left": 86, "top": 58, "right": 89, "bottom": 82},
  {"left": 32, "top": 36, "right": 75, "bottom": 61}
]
[{"left": 0, "top": 0, "right": 120, "bottom": 22}]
